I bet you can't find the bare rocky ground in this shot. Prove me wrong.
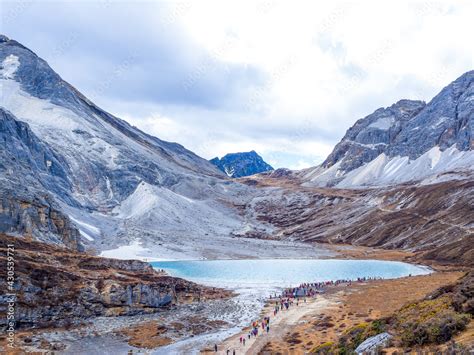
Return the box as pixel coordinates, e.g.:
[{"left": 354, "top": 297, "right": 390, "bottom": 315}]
[
  {"left": 239, "top": 174, "right": 474, "bottom": 266},
  {"left": 0, "top": 233, "right": 235, "bottom": 354},
  {"left": 14, "top": 298, "right": 248, "bottom": 354}
]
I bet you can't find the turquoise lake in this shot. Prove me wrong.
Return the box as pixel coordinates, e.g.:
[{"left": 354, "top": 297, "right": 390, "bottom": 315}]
[
  {"left": 151, "top": 259, "right": 430, "bottom": 288},
  {"left": 149, "top": 259, "right": 431, "bottom": 354}
]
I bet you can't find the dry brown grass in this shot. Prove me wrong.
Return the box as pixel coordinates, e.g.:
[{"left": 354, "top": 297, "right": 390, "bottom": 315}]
[
  {"left": 118, "top": 321, "right": 173, "bottom": 349},
  {"left": 260, "top": 271, "right": 465, "bottom": 354}
]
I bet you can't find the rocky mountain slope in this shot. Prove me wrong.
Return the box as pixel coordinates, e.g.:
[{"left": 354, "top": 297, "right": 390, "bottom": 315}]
[
  {"left": 0, "top": 107, "right": 83, "bottom": 249},
  {"left": 238, "top": 72, "right": 474, "bottom": 265},
  {"left": 303, "top": 71, "right": 474, "bottom": 187},
  {"left": 210, "top": 150, "right": 273, "bottom": 178},
  {"left": 0, "top": 35, "right": 261, "bottom": 256},
  {"left": 240, "top": 175, "right": 473, "bottom": 265}
]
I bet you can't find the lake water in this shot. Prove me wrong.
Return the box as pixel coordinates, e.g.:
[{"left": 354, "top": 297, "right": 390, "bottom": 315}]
[
  {"left": 151, "top": 259, "right": 430, "bottom": 290},
  {"left": 150, "top": 259, "right": 430, "bottom": 354}
]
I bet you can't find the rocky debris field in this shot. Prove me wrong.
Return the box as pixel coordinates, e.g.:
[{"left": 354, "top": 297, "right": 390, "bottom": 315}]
[
  {"left": 240, "top": 176, "right": 474, "bottom": 266},
  {"left": 4, "top": 292, "right": 251, "bottom": 353},
  {"left": 0, "top": 233, "right": 231, "bottom": 332}
]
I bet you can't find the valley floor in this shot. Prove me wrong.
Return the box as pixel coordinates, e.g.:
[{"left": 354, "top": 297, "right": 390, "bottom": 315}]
[
  {"left": 256, "top": 270, "right": 468, "bottom": 354},
  {"left": 98, "top": 236, "right": 336, "bottom": 261},
  {"left": 2, "top": 241, "right": 472, "bottom": 355}
]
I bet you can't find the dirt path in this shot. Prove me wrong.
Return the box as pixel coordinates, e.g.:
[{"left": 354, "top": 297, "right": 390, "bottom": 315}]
[
  {"left": 260, "top": 271, "right": 465, "bottom": 354},
  {"left": 215, "top": 296, "right": 335, "bottom": 354}
]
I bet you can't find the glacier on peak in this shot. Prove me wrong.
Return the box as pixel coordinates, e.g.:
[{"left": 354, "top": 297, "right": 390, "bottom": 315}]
[{"left": 0, "top": 54, "right": 20, "bottom": 79}]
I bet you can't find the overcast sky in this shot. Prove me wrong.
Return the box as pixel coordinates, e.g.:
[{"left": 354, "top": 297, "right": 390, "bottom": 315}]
[{"left": 2, "top": 0, "right": 473, "bottom": 169}]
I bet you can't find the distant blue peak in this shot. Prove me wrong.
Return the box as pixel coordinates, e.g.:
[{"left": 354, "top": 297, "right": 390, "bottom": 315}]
[{"left": 209, "top": 151, "right": 273, "bottom": 178}]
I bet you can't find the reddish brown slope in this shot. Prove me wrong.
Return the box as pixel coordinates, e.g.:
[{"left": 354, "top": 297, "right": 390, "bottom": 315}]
[{"left": 241, "top": 176, "right": 473, "bottom": 265}]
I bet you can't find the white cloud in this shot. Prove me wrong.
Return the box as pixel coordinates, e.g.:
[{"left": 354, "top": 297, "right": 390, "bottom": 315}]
[{"left": 143, "top": 0, "right": 472, "bottom": 167}]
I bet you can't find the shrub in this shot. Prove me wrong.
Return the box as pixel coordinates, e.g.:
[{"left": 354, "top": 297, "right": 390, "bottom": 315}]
[
  {"left": 310, "top": 341, "right": 334, "bottom": 354},
  {"left": 394, "top": 296, "right": 471, "bottom": 347},
  {"left": 334, "top": 320, "right": 388, "bottom": 354}
]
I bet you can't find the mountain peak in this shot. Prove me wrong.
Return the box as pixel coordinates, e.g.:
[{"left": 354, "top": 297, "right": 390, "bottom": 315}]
[
  {"left": 210, "top": 151, "right": 273, "bottom": 178},
  {"left": 307, "top": 70, "right": 474, "bottom": 187},
  {"left": 0, "top": 34, "right": 10, "bottom": 43},
  {"left": 392, "top": 98, "right": 426, "bottom": 109}
]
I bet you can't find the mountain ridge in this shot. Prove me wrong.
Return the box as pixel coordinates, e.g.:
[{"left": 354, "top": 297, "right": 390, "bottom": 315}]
[
  {"left": 210, "top": 150, "right": 273, "bottom": 178},
  {"left": 303, "top": 70, "right": 474, "bottom": 187},
  {"left": 0, "top": 35, "right": 472, "bottom": 264},
  {"left": 0, "top": 35, "right": 258, "bottom": 255}
]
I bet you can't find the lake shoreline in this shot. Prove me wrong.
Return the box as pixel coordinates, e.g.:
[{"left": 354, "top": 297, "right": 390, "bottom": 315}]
[
  {"left": 150, "top": 256, "right": 433, "bottom": 353},
  {"left": 199, "top": 268, "right": 466, "bottom": 354},
  {"left": 151, "top": 258, "right": 431, "bottom": 288},
  {"left": 6, "top": 243, "right": 468, "bottom": 354}
]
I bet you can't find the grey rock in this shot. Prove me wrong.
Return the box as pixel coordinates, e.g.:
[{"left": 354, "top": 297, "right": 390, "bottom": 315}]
[
  {"left": 0, "top": 108, "right": 82, "bottom": 249},
  {"left": 210, "top": 150, "right": 273, "bottom": 177},
  {"left": 323, "top": 71, "right": 474, "bottom": 174},
  {"left": 355, "top": 332, "right": 392, "bottom": 354},
  {"left": 0, "top": 107, "right": 73, "bottom": 198}
]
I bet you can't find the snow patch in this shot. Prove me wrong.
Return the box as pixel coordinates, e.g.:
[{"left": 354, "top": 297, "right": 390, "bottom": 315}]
[
  {"left": 0, "top": 55, "right": 20, "bottom": 79},
  {"left": 78, "top": 230, "right": 94, "bottom": 241},
  {"left": 307, "top": 145, "right": 474, "bottom": 188},
  {"left": 341, "top": 153, "right": 389, "bottom": 186},
  {"left": 70, "top": 216, "right": 101, "bottom": 234},
  {"left": 104, "top": 176, "right": 114, "bottom": 199},
  {"left": 303, "top": 160, "right": 343, "bottom": 185},
  {"left": 69, "top": 216, "right": 101, "bottom": 241},
  {"left": 346, "top": 140, "right": 387, "bottom": 149},
  {"left": 368, "top": 116, "right": 394, "bottom": 130},
  {"left": 224, "top": 166, "right": 235, "bottom": 177},
  {"left": 0, "top": 79, "right": 83, "bottom": 131},
  {"left": 431, "top": 116, "right": 449, "bottom": 128},
  {"left": 100, "top": 240, "right": 156, "bottom": 261},
  {"left": 427, "top": 146, "right": 441, "bottom": 168}
]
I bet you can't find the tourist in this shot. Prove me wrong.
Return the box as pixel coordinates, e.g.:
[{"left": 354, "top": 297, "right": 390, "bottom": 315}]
[
  {"left": 214, "top": 344, "right": 218, "bottom": 352},
  {"left": 243, "top": 338, "right": 246, "bottom": 346}
]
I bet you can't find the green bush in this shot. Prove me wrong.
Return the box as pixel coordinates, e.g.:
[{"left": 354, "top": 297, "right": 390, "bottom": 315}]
[
  {"left": 394, "top": 296, "right": 471, "bottom": 347},
  {"left": 310, "top": 341, "right": 334, "bottom": 354}
]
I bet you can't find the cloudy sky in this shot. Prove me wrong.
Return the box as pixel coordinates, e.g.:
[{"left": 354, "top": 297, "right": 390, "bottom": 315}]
[{"left": 2, "top": 0, "right": 473, "bottom": 169}]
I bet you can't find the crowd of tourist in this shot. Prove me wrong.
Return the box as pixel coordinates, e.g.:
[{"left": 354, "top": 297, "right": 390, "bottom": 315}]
[{"left": 216, "top": 276, "right": 383, "bottom": 353}]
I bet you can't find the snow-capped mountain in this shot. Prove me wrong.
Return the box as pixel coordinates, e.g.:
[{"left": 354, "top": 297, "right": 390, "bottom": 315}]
[
  {"left": 210, "top": 150, "right": 274, "bottom": 178},
  {"left": 0, "top": 35, "right": 263, "bottom": 256},
  {"left": 303, "top": 71, "right": 474, "bottom": 187},
  {"left": 0, "top": 35, "right": 226, "bottom": 206}
]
